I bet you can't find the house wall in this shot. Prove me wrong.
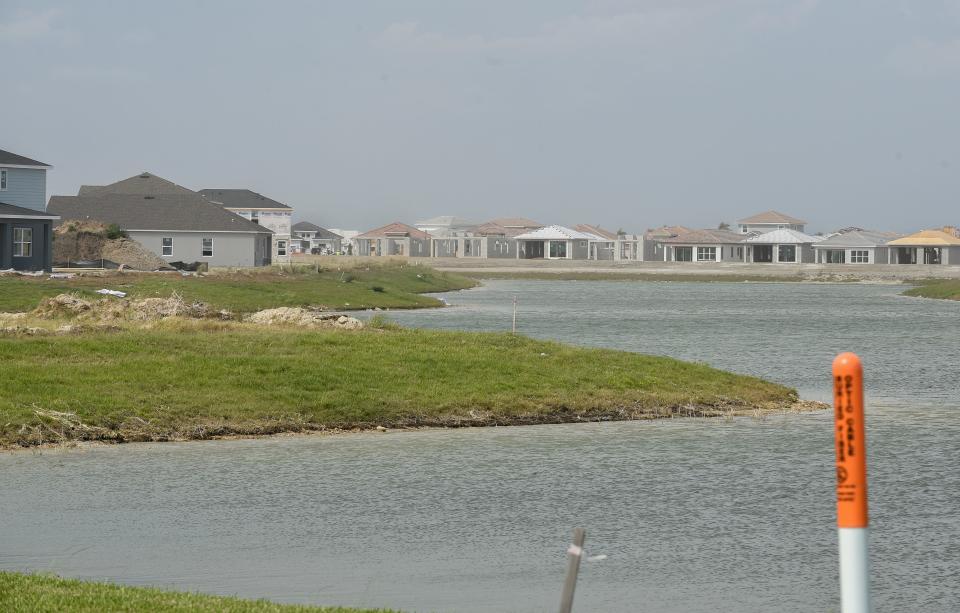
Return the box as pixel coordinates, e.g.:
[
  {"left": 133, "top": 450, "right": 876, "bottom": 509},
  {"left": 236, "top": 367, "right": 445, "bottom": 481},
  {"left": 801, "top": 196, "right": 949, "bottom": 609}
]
[
  {"left": 665, "top": 244, "right": 744, "bottom": 262},
  {"left": 130, "top": 231, "right": 271, "bottom": 267},
  {"left": 738, "top": 222, "right": 805, "bottom": 234},
  {"left": 483, "top": 237, "right": 517, "bottom": 259},
  {"left": 0, "top": 167, "right": 47, "bottom": 212},
  {"left": 591, "top": 241, "right": 615, "bottom": 260},
  {"left": 571, "top": 240, "right": 589, "bottom": 260},
  {"left": 0, "top": 218, "right": 53, "bottom": 271},
  {"left": 814, "top": 247, "right": 890, "bottom": 264}
]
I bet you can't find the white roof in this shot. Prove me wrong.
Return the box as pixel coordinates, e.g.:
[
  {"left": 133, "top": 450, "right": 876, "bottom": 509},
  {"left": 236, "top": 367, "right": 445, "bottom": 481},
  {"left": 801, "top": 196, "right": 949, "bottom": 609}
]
[
  {"left": 513, "top": 225, "right": 593, "bottom": 240},
  {"left": 743, "top": 228, "right": 823, "bottom": 244}
]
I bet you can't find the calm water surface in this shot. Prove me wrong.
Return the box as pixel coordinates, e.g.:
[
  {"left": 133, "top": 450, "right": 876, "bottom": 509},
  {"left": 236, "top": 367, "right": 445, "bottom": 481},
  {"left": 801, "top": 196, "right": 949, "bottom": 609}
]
[{"left": 2, "top": 281, "right": 958, "bottom": 612}]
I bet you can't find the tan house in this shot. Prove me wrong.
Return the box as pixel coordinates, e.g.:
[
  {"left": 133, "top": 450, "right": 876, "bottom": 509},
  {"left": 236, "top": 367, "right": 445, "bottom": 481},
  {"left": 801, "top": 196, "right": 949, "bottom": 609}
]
[
  {"left": 660, "top": 229, "right": 745, "bottom": 262},
  {"left": 737, "top": 211, "right": 807, "bottom": 235},
  {"left": 355, "top": 222, "right": 432, "bottom": 257},
  {"left": 887, "top": 230, "right": 960, "bottom": 265}
]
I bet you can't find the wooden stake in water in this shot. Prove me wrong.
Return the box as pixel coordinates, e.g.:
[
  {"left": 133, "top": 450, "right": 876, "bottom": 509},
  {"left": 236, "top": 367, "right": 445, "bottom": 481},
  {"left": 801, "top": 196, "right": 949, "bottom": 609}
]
[
  {"left": 558, "top": 528, "right": 585, "bottom": 613},
  {"left": 512, "top": 295, "right": 518, "bottom": 334},
  {"left": 833, "top": 352, "right": 872, "bottom": 613}
]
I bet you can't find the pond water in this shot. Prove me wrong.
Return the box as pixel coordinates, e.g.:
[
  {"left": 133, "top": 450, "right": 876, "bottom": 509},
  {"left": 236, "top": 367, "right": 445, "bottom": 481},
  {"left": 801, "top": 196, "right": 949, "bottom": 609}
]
[{"left": 2, "top": 281, "right": 958, "bottom": 612}]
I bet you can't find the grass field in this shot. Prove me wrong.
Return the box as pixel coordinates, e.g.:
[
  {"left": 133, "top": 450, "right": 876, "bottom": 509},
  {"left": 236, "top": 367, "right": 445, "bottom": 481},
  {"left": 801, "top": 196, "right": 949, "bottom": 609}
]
[
  {"left": 0, "top": 264, "right": 476, "bottom": 313},
  {"left": 0, "top": 572, "right": 394, "bottom": 613},
  {"left": 902, "top": 279, "right": 960, "bottom": 300},
  {"left": 0, "top": 324, "right": 797, "bottom": 448}
]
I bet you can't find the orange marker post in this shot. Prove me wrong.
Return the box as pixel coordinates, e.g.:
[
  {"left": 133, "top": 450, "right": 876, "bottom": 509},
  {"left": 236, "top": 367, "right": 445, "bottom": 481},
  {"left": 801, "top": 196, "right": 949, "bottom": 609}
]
[{"left": 833, "top": 352, "right": 871, "bottom": 613}]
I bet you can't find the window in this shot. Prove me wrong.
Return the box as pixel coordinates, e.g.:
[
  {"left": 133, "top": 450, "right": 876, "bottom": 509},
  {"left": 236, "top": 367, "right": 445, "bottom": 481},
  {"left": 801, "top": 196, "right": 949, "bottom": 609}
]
[
  {"left": 202, "top": 237, "right": 213, "bottom": 257},
  {"left": 0, "top": 169, "right": 6, "bottom": 190},
  {"left": 161, "top": 237, "right": 173, "bottom": 256},
  {"left": 674, "top": 246, "right": 693, "bottom": 262},
  {"left": 850, "top": 250, "right": 869, "bottom": 263},
  {"left": 778, "top": 245, "right": 796, "bottom": 262},
  {"left": 697, "top": 246, "right": 716, "bottom": 261},
  {"left": 825, "top": 249, "right": 845, "bottom": 264},
  {"left": 277, "top": 240, "right": 287, "bottom": 256},
  {"left": 13, "top": 227, "right": 32, "bottom": 257},
  {"left": 251, "top": 211, "right": 260, "bottom": 224}
]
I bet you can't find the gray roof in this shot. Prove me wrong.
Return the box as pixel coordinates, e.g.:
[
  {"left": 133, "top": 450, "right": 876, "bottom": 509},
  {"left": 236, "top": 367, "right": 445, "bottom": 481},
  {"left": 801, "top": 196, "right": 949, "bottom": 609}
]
[
  {"left": 0, "top": 148, "right": 51, "bottom": 168},
  {"left": 292, "top": 221, "right": 342, "bottom": 240},
  {"left": 0, "top": 201, "right": 59, "bottom": 219},
  {"left": 199, "top": 188, "right": 292, "bottom": 210},
  {"left": 47, "top": 193, "right": 271, "bottom": 233},
  {"left": 78, "top": 172, "right": 196, "bottom": 196},
  {"left": 814, "top": 230, "right": 900, "bottom": 248}
]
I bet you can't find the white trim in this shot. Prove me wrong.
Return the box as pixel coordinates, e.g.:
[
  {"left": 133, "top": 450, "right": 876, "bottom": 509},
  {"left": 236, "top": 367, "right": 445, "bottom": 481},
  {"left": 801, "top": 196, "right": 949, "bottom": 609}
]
[
  {"left": 0, "top": 214, "right": 59, "bottom": 220},
  {"left": 224, "top": 207, "right": 291, "bottom": 212},
  {"left": 201, "top": 237, "right": 214, "bottom": 257},
  {"left": 0, "top": 163, "right": 53, "bottom": 170},
  {"left": 161, "top": 237, "right": 174, "bottom": 257}
]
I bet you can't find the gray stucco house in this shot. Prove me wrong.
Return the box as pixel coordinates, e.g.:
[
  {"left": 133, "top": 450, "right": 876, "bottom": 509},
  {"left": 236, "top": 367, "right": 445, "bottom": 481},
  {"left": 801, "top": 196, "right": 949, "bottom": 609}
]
[
  {"left": 48, "top": 173, "right": 273, "bottom": 267},
  {"left": 291, "top": 221, "right": 343, "bottom": 254}
]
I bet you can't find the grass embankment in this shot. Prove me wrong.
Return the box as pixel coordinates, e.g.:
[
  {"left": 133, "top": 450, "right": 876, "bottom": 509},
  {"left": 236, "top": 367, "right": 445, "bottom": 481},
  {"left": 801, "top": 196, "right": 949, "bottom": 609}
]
[
  {"left": 0, "top": 324, "right": 798, "bottom": 449},
  {"left": 902, "top": 279, "right": 960, "bottom": 300},
  {"left": 0, "top": 264, "right": 475, "bottom": 313},
  {"left": 0, "top": 572, "right": 394, "bottom": 613}
]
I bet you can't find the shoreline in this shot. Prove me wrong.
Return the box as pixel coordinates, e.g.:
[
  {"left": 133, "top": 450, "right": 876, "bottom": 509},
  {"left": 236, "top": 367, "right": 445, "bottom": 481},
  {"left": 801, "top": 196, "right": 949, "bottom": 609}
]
[{"left": 2, "top": 399, "right": 827, "bottom": 454}]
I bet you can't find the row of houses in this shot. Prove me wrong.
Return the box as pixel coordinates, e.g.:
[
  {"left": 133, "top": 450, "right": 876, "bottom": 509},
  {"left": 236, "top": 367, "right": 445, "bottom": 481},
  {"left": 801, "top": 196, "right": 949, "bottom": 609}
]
[{"left": 3, "top": 146, "right": 959, "bottom": 271}]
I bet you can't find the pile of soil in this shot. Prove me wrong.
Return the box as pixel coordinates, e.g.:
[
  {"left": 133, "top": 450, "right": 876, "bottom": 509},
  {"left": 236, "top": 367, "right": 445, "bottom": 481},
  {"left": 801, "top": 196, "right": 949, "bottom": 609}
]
[
  {"left": 32, "top": 293, "right": 216, "bottom": 321},
  {"left": 54, "top": 221, "right": 169, "bottom": 271},
  {"left": 245, "top": 307, "right": 364, "bottom": 329}
]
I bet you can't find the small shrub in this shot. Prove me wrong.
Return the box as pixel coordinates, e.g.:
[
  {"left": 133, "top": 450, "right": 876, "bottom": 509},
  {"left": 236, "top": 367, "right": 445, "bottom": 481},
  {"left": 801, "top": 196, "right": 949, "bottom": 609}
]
[
  {"left": 340, "top": 273, "right": 355, "bottom": 283},
  {"left": 371, "top": 285, "right": 385, "bottom": 293},
  {"left": 106, "top": 224, "right": 128, "bottom": 239},
  {"left": 368, "top": 314, "right": 401, "bottom": 330}
]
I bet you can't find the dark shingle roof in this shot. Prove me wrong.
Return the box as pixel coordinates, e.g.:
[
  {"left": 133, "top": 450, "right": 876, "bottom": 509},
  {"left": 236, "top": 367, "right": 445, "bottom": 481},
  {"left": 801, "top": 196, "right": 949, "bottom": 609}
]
[
  {"left": 0, "top": 149, "right": 51, "bottom": 168},
  {"left": 0, "top": 201, "right": 59, "bottom": 219},
  {"left": 292, "top": 222, "right": 342, "bottom": 240},
  {"left": 47, "top": 193, "right": 271, "bottom": 233},
  {"left": 199, "top": 189, "right": 292, "bottom": 210},
  {"left": 77, "top": 172, "right": 195, "bottom": 196}
]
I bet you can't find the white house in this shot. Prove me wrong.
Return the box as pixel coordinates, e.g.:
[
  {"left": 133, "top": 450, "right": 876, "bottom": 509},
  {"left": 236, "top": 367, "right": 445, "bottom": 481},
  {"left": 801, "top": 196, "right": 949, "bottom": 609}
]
[
  {"left": 742, "top": 228, "right": 823, "bottom": 263},
  {"left": 659, "top": 228, "right": 745, "bottom": 262},
  {"left": 513, "top": 225, "right": 592, "bottom": 259},
  {"left": 199, "top": 189, "right": 293, "bottom": 259},
  {"left": 813, "top": 230, "right": 899, "bottom": 264}
]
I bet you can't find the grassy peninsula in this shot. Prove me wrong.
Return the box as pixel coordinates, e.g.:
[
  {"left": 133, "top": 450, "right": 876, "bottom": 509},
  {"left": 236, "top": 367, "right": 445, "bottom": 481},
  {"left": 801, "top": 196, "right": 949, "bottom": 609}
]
[
  {"left": 0, "top": 264, "right": 475, "bottom": 313},
  {"left": 902, "top": 279, "right": 960, "bottom": 300},
  {"left": 0, "top": 572, "right": 393, "bottom": 613},
  {"left": 0, "top": 323, "right": 798, "bottom": 449}
]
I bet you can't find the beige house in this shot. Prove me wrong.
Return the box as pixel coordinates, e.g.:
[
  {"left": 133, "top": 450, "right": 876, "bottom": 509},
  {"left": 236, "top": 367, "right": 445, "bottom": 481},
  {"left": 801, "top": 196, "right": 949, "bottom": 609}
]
[
  {"left": 660, "top": 229, "right": 746, "bottom": 262},
  {"left": 737, "top": 211, "right": 807, "bottom": 235},
  {"left": 887, "top": 230, "right": 960, "bottom": 265},
  {"left": 355, "top": 222, "right": 432, "bottom": 257}
]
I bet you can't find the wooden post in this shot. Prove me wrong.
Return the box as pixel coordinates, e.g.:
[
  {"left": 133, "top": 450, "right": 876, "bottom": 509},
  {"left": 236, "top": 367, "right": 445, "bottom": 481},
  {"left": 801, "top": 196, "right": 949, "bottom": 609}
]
[
  {"left": 558, "top": 528, "right": 585, "bottom": 613},
  {"left": 512, "top": 295, "right": 518, "bottom": 334}
]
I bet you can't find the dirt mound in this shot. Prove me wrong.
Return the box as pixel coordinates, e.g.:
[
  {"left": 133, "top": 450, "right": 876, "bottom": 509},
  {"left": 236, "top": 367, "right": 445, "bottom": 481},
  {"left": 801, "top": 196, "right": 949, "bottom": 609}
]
[
  {"left": 32, "top": 293, "right": 218, "bottom": 321},
  {"left": 246, "top": 308, "right": 364, "bottom": 329},
  {"left": 54, "top": 220, "right": 170, "bottom": 271}
]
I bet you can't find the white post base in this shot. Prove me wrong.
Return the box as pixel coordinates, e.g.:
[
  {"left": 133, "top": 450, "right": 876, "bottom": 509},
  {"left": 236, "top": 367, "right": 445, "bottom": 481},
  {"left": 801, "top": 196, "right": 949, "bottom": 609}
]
[{"left": 838, "top": 527, "right": 871, "bottom": 613}]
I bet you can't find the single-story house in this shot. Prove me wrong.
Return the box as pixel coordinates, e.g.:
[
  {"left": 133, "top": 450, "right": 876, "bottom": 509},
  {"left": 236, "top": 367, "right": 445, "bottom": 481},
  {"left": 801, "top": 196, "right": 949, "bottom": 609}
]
[
  {"left": 199, "top": 189, "right": 293, "bottom": 259},
  {"left": 813, "top": 230, "right": 899, "bottom": 264},
  {"left": 742, "top": 228, "right": 823, "bottom": 263},
  {"left": 737, "top": 210, "right": 807, "bottom": 235},
  {"left": 291, "top": 221, "right": 343, "bottom": 254},
  {"left": 513, "top": 225, "right": 592, "bottom": 259},
  {"left": 644, "top": 225, "right": 692, "bottom": 261},
  {"left": 659, "top": 229, "right": 746, "bottom": 262},
  {"left": 887, "top": 230, "right": 960, "bottom": 265},
  {"left": 48, "top": 173, "right": 273, "bottom": 267},
  {"left": 573, "top": 224, "right": 643, "bottom": 261},
  {"left": 355, "top": 222, "right": 432, "bottom": 257},
  {"left": 0, "top": 202, "right": 58, "bottom": 271}
]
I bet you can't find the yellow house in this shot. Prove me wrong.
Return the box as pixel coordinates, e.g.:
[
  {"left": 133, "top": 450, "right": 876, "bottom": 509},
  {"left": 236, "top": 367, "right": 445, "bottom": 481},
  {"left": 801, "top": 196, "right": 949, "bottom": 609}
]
[{"left": 887, "top": 230, "right": 960, "bottom": 265}]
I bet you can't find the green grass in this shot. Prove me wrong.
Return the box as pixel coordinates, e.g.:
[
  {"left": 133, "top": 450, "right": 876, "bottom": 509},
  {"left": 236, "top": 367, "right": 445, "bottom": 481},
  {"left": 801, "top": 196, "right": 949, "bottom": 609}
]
[
  {"left": 0, "top": 264, "right": 476, "bottom": 313},
  {"left": 0, "top": 326, "right": 797, "bottom": 448},
  {"left": 902, "top": 279, "right": 960, "bottom": 300},
  {"left": 0, "top": 572, "right": 394, "bottom": 613}
]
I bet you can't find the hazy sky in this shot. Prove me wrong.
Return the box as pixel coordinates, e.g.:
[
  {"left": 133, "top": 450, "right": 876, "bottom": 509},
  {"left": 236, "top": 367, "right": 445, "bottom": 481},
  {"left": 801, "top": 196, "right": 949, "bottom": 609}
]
[{"left": 3, "top": 1, "right": 959, "bottom": 232}]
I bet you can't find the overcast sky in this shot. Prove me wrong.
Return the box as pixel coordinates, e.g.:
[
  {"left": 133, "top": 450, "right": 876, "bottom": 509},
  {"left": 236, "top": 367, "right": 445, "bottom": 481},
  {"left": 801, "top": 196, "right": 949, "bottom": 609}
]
[{"left": 3, "top": 1, "right": 959, "bottom": 232}]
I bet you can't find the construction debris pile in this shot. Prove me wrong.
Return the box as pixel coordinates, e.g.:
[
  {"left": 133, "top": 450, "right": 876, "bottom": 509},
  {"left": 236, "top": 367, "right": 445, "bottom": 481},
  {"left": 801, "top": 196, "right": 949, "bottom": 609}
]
[{"left": 245, "top": 307, "right": 364, "bottom": 329}]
